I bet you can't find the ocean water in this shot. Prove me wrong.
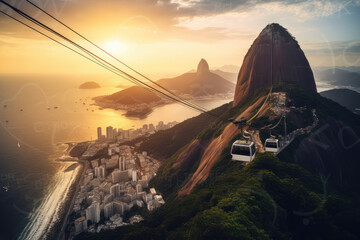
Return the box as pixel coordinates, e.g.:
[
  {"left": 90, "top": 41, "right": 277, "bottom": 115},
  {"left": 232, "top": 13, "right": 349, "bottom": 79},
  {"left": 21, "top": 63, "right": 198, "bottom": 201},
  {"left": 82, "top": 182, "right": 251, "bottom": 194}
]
[{"left": 0, "top": 74, "right": 231, "bottom": 239}]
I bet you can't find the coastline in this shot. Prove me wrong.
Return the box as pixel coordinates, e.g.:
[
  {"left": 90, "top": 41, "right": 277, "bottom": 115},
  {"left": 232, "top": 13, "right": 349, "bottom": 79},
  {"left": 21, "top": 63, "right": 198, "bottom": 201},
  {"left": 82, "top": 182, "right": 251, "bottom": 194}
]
[
  {"left": 92, "top": 93, "right": 234, "bottom": 118},
  {"left": 56, "top": 143, "right": 89, "bottom": 240},
  {"left": 45, "top": 161, "right": 84, "bottom": 240},
  {"left": 92, "top": 96, "right": 168, "bottom": 119},
  {"left": 57, "top": 159, "right": 88, "bottom": 240},
  {"left": 18, "top": 143, "right": 86, "bottom": 240}
]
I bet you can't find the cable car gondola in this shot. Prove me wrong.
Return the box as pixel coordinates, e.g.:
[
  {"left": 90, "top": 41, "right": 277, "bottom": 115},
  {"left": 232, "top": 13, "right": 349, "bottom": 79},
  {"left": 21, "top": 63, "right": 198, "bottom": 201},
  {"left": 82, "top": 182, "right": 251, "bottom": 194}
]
[
  {"left": 231, "top": 140, "right": 256, "bottom": 162},
  {"left": 264, "top": 138, "right": 279, "bottom": 153}
]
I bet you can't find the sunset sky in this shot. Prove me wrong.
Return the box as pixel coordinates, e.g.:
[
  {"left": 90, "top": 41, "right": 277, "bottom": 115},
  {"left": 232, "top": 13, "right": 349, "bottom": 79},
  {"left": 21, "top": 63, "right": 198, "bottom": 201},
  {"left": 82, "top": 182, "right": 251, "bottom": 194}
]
[{"left": 0, "top": 0, "right": 360, "bottom": 82}]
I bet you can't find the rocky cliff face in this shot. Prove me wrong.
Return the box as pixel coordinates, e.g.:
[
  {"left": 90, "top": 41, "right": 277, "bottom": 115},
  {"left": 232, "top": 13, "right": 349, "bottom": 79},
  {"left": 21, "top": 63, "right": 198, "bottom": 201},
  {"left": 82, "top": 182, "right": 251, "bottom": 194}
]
[
  {"left": 233, "top": 23, "right": 317, "bottom": 106},
  {"left": 197, "top": 58, "right": 210, "bottom": 74},
  {"left": 157, "top": 59, "right": 234, "bottom": 96},
  {"left": 178, "top": 96, "right": 271, "bottom": 196}
]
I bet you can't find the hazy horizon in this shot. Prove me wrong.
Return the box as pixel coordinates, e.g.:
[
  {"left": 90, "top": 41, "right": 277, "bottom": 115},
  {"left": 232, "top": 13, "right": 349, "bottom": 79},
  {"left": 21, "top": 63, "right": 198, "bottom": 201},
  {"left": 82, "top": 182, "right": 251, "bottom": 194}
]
[{"left": 1, "top": 0, "right": 360, "bottom": 79}]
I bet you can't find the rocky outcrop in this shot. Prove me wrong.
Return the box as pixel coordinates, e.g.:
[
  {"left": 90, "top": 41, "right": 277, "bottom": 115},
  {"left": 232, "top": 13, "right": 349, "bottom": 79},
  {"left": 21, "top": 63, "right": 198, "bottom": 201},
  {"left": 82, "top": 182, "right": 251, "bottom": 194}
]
[
  {"left": 178, "top": 96, "right": 271, "bottom": 196},
  {"left": 157, "top": 59, "right": 234, "bottom": 97},
  {"left": 79, "top": 81, "right": 101, "bottom": 89},
  {"left": 197, "top": 58, "right": 210, "bottom": 74},
  {"left": 233, "top": 23, "right": 317, "bottom": 106}
]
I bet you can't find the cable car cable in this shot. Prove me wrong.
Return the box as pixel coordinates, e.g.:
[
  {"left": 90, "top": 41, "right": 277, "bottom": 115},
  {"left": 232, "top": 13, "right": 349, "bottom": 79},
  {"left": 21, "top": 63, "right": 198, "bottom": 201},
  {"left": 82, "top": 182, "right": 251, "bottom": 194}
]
[
  {"left": 0, "top": 0, "right": 215, "bottom": 116},
  {"left": 25, "top": 0, "right": 210, "bottom": 113}
]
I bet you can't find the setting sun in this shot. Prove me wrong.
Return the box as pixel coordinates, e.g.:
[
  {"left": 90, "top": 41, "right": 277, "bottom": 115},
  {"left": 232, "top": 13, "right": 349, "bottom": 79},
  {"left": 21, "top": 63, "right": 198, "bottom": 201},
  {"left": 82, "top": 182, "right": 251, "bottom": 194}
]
[
  {"left": 104, "top": 40, "right": 125, "bottom": 54},
  {"left": 0, "top": 0, "right": 359, "bottom": 239}
]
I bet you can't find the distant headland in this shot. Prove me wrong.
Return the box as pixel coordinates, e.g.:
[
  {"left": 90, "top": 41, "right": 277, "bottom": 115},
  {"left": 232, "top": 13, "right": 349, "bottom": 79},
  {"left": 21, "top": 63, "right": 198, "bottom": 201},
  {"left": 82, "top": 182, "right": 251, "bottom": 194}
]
[{"left": 79, "top": 81, "right": 101, "bottom": 89}]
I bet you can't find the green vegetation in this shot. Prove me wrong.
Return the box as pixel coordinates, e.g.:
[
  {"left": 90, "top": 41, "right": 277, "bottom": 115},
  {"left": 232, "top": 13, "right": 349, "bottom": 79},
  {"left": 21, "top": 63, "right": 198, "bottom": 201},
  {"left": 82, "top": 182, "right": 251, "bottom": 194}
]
[
  {"left": 197, "top": 87, "right": 271, "bottom": 141},
  {"left": 138, "top": 102, "right": 232, "bottom": 160},
  {"left": 76, "top": 153, "right": 360, "bottom": 240},
  {"left": 76, "top": 84, "right": 360, "bottom": 240},
  {"left": 69, "top": 142, "right": 89, "bottom": 158}
]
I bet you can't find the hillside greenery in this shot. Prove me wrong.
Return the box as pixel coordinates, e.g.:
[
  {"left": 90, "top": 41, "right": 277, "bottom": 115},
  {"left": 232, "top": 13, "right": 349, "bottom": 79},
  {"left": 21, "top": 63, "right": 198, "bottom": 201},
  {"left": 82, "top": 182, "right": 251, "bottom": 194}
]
[
  {"left": 77, "top": 152, "right": 360, "bottom": 240},
  {"left": 76, "top": 85, "right": 360, "bottom": 240}
]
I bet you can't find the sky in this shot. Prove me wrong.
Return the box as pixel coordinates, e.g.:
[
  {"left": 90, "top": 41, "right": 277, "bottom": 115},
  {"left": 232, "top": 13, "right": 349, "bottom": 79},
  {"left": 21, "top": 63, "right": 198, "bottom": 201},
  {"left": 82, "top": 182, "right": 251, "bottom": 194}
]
[{"left": 0, "top": 0, "right": 359, "bottom": 82}]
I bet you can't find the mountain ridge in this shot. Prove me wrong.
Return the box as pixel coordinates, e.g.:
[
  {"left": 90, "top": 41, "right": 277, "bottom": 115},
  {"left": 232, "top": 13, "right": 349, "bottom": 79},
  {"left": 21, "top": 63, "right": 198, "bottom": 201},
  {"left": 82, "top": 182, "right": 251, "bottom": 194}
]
[
  {"left": 320, "top": 88, "right": 360, "bottom": 114},
  {"left": 234, "top": 23, "right": 317, "bottom": 106},
  {"left": 93, "top": 59, "right": 234, "bottom": 114},
  {"left": 76, "top": 24, "right": 360, "bottom": 240}
]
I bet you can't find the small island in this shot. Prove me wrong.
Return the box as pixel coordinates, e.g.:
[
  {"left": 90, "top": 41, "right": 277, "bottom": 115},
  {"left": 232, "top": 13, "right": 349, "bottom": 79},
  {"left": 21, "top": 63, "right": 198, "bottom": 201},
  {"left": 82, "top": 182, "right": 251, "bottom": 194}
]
[{"left": 79, "top": 81, "right": 101, "bottom": 89}]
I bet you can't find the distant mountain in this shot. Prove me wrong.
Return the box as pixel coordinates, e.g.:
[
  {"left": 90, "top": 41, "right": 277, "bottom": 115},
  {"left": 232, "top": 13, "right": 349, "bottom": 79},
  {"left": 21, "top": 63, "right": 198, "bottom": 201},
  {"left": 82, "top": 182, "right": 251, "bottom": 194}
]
[
  {"left": 79, "top": 81, "right": 100, "bottom": 89},
  {"left": 156, "top": 59, "right": 235, "bottom": 96},
  {"left": 93, "top": 86, "right": 161, "bottom": 118},
  {"left": 99, "top": 86, "right": 161, "bottom": 105},
  {"left": 211, "top": 69, "right": 238, "bottom": 83},
  {"left": 314, "top": 68, "right": 360, "bottom": 88},
  {"left": 115, "top": 83, "right": 132, "bottom": 89},
  {"left": 93, "top": 59, "right": 234, "bottom": 118},
  {"left": 313, "top": 66, "right": 360, "bottom": 73},
  {"left": 216, "top": 64, "right": 240, "bottom": 72},
  {"left": 81, "top": 23, "right": 360, "bottom": 240},
  {"left": 185, "top": 67, "right": 238, "bottom": 83},
  {"left": 320, "top": 88, "right": 360, "bottom": 114},
  {"left": 94, "top": 58, "right": 234, "bottom": 107},
  {"left": 234, "top": 23, "right": 317, "bottom": 106}
]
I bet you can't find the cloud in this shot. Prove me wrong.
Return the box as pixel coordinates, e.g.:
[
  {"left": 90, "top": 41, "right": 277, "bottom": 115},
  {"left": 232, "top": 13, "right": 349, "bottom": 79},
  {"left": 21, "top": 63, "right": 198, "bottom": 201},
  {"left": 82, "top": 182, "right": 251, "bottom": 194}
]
[
  {"left": 174, "top": 0, "right": 358, "bottom": 18},
  {"left": 302, "top": 40, "right": 360, "bottom": 67},
  {"left": 344, "top": 42, "right": 360, "bottom": 53},
  {"left": 0, "top": 0, "right": 358, "bottom": 44},
  {"left": 0, "top": 39, "right": 17, "bottom": 47},
  {"left": 304, "top": 41, "right": 360, "bottom": 55}
]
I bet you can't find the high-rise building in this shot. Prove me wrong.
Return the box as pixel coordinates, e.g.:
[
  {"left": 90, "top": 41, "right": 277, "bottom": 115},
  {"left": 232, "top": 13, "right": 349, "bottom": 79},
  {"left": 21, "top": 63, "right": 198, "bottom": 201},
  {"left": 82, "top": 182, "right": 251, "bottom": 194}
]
[
  {"left": 104, "top": 202, "right": 114, "bottom": 218},
  {"left": 106, "top": 126, "right": 114, "bottom": 139},
  {"left": 74, "top": 216, "right": 87, "bottom": 235},
  {"left": 94, "top": 165, "right": 105, "bottom": 178},
  {"left": 129, "top": 129, "right": 135, "bottom": 140},
  {"left": 150, "top": 188, "right": 157, "bottom": 195},
  {"left": 119, "top": 157, "right": 126, "bottom": 171},
  {"left": 104, "top": 194, "right": 113, "bottom": 204},
  {"left": 97, "top": 127, "right": 102, "bottom": 141},
  {"left": 123, "top": 130, "right": 129, "bottom": 139},
  {"left": 136, "top": 183, "right": 142, "bottom": 193},
  {"left": 91, "top": 159, "right": 99, "bottom": 169},
  {"left": 110, "top": 183, "right": 121, "bottom": 198},
  {"left": 86, "top": 201, "right": 100, "bottom": 223},
  {"left": 132, "top": 170, "right": 137, "bottom": 182},
  {"left": 113, "top": 201, "right": 126, "bottom": 215},
  {"left": 112, "top": 169, "right": 129, "bottom": 183}
]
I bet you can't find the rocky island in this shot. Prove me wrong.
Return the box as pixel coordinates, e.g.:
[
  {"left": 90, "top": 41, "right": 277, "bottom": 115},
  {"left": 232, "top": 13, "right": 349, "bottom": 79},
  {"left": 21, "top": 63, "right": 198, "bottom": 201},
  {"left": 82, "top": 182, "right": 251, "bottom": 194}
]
[{"left": 79, "top": 81, "right": 101, "bottom": 89}]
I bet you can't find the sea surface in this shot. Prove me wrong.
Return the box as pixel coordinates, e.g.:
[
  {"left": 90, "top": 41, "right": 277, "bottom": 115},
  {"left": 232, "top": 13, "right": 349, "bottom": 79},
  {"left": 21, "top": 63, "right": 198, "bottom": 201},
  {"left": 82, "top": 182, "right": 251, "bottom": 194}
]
[{"left": 0, "top": 74, "right": 232, "bottom": 239}]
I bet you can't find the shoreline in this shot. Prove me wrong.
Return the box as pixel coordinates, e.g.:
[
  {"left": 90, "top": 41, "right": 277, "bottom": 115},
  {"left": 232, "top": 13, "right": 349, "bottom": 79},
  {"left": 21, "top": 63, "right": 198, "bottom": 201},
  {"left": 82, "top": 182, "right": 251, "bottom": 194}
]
[
  {"left": 45, "top": 162, "right": 84, "bottom": 240},
  {"left": 22, "top": 142, "right": 87, "bottom": 240},
  {"left": 56, "top": 144, "right": 89, "bottom": 240},
  {"left": 17, "top": 146, "right": 84, "bottom": 240},
  {"left": 93, "top": 93, "right": 234, "bottom": 118}
]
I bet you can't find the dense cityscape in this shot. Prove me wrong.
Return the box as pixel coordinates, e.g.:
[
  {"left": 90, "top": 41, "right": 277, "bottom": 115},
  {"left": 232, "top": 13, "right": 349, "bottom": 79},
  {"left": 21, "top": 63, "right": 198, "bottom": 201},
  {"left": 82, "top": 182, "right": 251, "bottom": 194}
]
[{"left": 67, "top": 121, "right": 178, "bottom": 237}]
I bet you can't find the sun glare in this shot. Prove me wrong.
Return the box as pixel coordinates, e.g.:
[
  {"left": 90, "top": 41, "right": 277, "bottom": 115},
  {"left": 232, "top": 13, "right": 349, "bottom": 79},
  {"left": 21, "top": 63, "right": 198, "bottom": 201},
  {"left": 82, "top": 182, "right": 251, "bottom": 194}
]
[{"left": 104, "top": 40, "right": 125, "bottom": 54}]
